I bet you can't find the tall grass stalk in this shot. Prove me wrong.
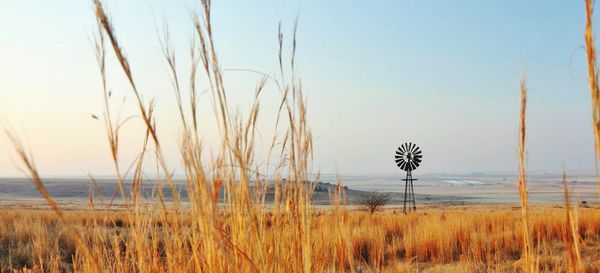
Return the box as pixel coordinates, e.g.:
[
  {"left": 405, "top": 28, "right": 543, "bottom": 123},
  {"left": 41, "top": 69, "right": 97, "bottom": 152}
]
[
  {"left": 93, "top": 0, "right": 181, "bottom": 210},
  {"left": 561, "top": 172, "right": 583, "bottom": 273},
  {"left": 585, "top": 0, "right": 600, "bottom": 197},
  {"left": 517, "top": 76, "right": 536, "bottom": 273},
  {"left": 3, "top": 128, "right": 65, "bottom": 222}
]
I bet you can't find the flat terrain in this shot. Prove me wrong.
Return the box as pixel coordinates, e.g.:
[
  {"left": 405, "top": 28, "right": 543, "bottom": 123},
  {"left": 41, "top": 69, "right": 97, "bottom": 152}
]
[{"left": 0, "top": 174, "right": 597, "bottom": 207}]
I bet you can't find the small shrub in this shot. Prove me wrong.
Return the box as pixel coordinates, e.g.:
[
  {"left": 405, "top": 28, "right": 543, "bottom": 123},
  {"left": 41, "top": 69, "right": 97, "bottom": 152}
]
[{"left": 357, "top": 192, "right": 391, "bottom": 214}]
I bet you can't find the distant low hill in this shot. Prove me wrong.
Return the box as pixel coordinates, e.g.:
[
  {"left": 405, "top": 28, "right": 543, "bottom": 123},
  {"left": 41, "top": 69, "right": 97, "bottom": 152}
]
[{"left": 0, "top": 178, "right": 471, "bottom": 206}]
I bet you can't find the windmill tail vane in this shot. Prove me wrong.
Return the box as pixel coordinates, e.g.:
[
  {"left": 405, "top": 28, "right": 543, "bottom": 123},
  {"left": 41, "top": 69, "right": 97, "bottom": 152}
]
[{"left": 395, "top": 142, "right": 422, "bottom": 214}]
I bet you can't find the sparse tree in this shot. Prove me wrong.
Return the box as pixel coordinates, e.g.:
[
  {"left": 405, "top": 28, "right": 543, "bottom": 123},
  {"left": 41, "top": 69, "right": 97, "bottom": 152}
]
[{"left": 357, "top": 192, "right": 392, "bottom": 214}]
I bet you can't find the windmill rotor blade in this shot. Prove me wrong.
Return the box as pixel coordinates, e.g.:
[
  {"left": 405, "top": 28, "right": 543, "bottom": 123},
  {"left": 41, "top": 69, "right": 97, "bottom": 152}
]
[
  {"left": 395, "top": 155, "right": 405, "bottom": 163},
  {"left": 395, "top": 143, "right": 423, "bottom": 171}
]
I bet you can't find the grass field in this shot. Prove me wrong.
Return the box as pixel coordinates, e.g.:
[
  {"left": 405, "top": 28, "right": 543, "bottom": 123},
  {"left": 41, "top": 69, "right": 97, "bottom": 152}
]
[
  {"left": 3, "top": 0, "right": 600, "bottom": 272},
  {"left": 0, "top": 206, "right": 599, "bottom": 272}
]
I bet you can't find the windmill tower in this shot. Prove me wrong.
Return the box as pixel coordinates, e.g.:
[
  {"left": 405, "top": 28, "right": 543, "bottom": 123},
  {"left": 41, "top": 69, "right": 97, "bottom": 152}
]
[{"left": 394, "top": 143, "right": 422, "bottom": 213}]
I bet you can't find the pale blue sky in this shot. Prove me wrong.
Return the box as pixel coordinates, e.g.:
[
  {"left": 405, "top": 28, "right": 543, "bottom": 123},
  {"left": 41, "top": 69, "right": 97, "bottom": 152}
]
[{"left": 0, "top": 1, "right": 596, "bottom": 176}]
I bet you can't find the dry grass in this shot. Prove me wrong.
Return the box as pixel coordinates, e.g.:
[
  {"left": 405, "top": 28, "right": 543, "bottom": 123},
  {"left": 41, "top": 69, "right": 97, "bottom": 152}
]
[
  {"left": 585, "top": 0, "right": 600, "bottom": 172},
  {"left": 2, "top": 0, "right": 600, "bottom": 273},
  {"left": 517, "top": 75, "right": 536, "bottom": 273},
  {"left": 0, "top": 207, "right": 599, "bottom": 273},
  {"left": 562, "top": 173, "right": 585, "bottom": 273}
]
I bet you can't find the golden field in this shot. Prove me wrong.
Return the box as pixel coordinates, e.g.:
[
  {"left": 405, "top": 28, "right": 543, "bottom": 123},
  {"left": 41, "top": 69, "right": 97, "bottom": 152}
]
[{"left": 0, "top": 206, "right": 599, "bottom": 272}]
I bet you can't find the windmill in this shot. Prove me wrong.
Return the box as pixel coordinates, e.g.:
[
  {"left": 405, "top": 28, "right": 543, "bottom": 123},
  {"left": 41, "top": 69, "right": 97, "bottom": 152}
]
[{"left": 394, "top": 143, "right": 422, "bottom": 213}]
